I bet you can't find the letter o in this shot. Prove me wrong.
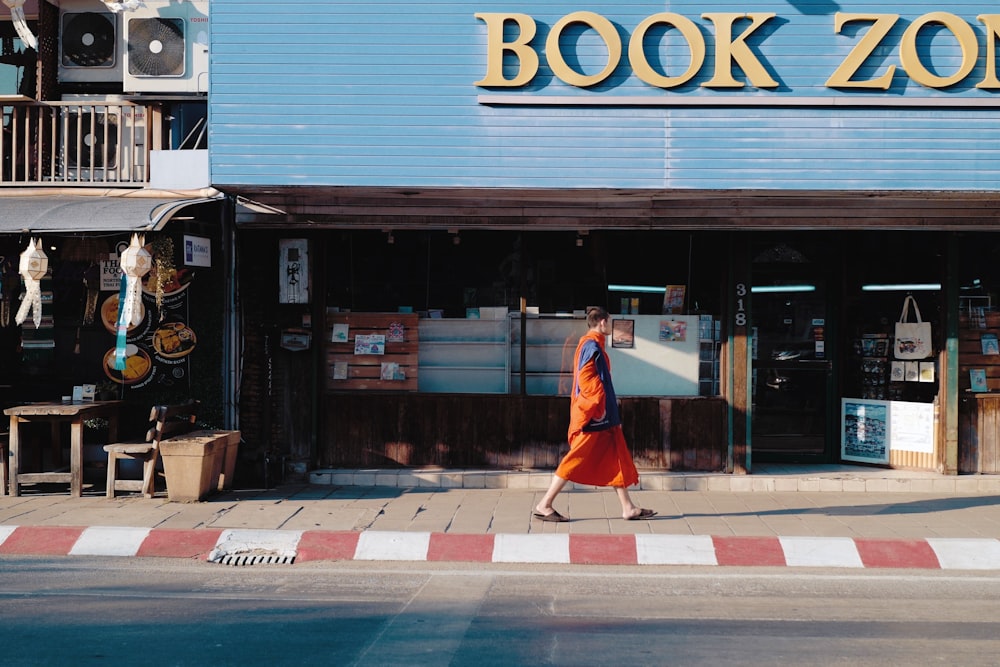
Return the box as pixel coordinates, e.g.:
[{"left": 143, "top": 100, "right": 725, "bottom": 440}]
[
  {"left": 900, "top": 12, "right": 977, "bottom": 88},
  {"left": 545, "top": 11, "right": 621, "bottom": 87},
  {"left": 629, "top": 13, "right": 705, "bottom": 88}
]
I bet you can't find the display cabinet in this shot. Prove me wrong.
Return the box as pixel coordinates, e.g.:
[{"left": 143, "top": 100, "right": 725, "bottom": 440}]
[
  {"left": 509, "top": 316, "right": 586, "bottom": 395},
  {"left": 417, "top": 318, "right": 509, "bottom": 393}
]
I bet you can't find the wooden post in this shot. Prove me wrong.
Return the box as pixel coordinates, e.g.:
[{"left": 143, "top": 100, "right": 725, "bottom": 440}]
[
  {"left": 943, "top": 234, "right": 959, "bottom": 474},
  {"left": 728, "top": 237, "right": 751, "bottom": 474}
]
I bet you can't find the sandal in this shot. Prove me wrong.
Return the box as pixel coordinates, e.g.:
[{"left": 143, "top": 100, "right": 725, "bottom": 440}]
[
  {"left": 533, "top": 509, "right": 570, "bottom": 522},
  {"left": 625, "top": 508, "right": 657, "bottom": 521}
]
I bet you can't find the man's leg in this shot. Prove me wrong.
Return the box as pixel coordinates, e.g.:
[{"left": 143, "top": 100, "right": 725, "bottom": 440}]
[
  {"left": 614, "top": 486, "right": 638, "bottom": 519},
  {"left": 536, "top": 474, "right": 568, "bottom": 516}
]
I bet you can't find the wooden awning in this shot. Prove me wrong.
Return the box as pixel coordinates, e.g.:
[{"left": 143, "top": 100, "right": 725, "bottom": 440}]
[
  {"left": 0, "top": 191, "right": 222, "bottom": 234},
  {"left": 227, "top": 186, "right": 1000, "bottom": 232}
]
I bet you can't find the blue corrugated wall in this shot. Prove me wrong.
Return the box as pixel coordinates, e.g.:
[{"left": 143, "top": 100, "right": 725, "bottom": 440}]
[{"left": 209, "top": 1, "right": 1000, "bottom": 190}]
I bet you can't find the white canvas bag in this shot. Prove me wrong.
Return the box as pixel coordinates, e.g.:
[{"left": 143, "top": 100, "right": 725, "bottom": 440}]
[{"left": 894, "top": 295, "right": 932, "bottom": 360}]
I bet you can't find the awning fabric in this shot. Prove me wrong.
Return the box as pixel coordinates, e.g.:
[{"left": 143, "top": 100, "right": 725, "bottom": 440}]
[{"left": 0, "top": 192, "right": 222, "bottom": 234}]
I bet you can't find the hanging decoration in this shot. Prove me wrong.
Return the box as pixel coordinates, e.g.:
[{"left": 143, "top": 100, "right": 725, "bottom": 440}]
[
  {"left": 114, "top": 234, "right": 151, "bottom": 370},
  {"left": 150, "top": 235, "right": 175, "bottom": 315},
  {"left": 119, "top": 233, "right": 151, "bottom": 327},
  {"left": 2, "top": 0, "right": 38, "bottom": 50},
  {"left": 14, "top": 237, "right": 48, "bottom": 329},
  {"left": 100, "top": 0, "right": 144, "bottom": 12}
]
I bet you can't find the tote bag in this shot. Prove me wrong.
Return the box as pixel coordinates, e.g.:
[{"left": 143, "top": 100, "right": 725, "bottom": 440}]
[{"left": 894, "top": 295, "right": 932, "bottom": 360}]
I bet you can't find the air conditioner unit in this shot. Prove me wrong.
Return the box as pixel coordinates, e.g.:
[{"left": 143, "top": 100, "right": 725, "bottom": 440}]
[
  {"left": 60, "top": 97, "right": 145, "bottom": 182},
  {"left": 58, "top": 0, "right": 123, "bottom": 84},
  {"left": 123, "top": 0, "right": 208, "bottom": 94}
]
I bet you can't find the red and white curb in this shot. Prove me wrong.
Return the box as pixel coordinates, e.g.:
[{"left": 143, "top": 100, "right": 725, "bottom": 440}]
[{"left": 2, "top": 525, "right": 1000, "bottom": 569}]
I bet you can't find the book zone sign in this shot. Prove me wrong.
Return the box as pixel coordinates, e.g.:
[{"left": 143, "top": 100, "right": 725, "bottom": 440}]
[{"left": 475, "top": 11, "right": 1000, "bottom": 91}]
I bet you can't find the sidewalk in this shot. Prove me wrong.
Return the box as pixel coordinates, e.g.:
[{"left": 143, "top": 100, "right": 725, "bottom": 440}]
[{"left": 2, "top": 464, "right": 1000, "bottom": 569}]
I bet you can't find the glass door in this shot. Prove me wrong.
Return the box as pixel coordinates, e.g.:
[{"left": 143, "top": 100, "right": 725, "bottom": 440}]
[{"left": 751, "top": 278, "right": 831, "bottom": 462}]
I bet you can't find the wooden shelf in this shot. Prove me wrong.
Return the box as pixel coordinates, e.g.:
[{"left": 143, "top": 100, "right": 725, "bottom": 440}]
[{"left": 326, "top": 313, "right": 419, "bottom": 392}]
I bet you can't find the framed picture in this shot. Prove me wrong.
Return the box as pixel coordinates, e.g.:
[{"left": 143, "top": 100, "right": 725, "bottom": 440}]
[
  {"left": 970, "top": 368, "right": 988, "bottom": 393},
  {"left": 919, "top": 361, "right": 935, "bottom": 383},
  {"left": 982, "top": 333, "right": 999, "bottom": 355},
  {"left": 612, "top": 318, "right": 634, "bottom": 348},
  {"left": 842, "top": 398, "right": 890, "bottom": 464},
  {"left": 659, "top": 319, "right": 687, "bottom": 342}
]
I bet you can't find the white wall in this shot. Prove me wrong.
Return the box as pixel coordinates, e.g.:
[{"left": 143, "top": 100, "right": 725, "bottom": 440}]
[{"left": 608, "top": 315, "right": 700, "bottom": 397}]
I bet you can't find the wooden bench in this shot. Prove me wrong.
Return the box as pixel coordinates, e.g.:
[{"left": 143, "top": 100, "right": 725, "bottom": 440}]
[{"left": 104, "top": 400, "right": 200, "bottom": 499}]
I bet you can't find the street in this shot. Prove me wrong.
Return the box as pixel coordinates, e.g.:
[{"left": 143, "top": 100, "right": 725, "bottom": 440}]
[{"left": 1, "top": 557, "right": 998, "bottom": 666}]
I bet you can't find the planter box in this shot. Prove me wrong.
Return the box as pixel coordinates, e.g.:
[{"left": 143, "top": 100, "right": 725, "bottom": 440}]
[
  {"left": 216, "top": 431, "right": 241, "bottom": 491},
  {"left": 160, "top": 434, "right": 222, "bottom": 502},
  {"left": 185, "top": 429, "right": 241, "bottom": 491}
]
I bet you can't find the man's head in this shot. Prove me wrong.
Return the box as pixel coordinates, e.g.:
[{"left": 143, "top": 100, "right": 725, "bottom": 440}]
[{"left": 586, "top": 306, "right": 609, "bottom": 332}]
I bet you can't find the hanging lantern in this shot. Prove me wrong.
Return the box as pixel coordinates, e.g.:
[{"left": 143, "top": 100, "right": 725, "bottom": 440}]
[
  {"left": 100, "top": 0, "right": 143, "bottom": 12},
  {"left": 2, "top": 0, "right": 38, "bottom": 49},
  {"left": 14, "top": 237, "right": 48, "bottom": 329},
  {"left": 118, "top": 233, "right": 151, "bottom": 328},
  {"left": 113, "top": 234, "right": 151, "bottom": 373}
]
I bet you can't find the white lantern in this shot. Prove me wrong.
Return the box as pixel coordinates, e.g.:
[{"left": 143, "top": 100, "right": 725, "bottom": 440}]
[
  {"left": 118, "top": 234, "right": 151, "bottom": 327},
  {"left": 100, "top": 0, "right": 144, "bottom": 12},
  {"left": 14, "top": 237, "right": 48, "bottom": 328},
  {"left": 2, "top": 0, "right": 37, "bottom": 49}
]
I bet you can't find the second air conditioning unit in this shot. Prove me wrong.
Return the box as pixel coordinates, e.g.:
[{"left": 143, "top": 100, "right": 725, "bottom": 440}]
[
  {"left": 123, "top": 0, "right": 208, "bottom": 94},
  {"left": 60, "top": 96, "right": 146, "bottom": 183}
]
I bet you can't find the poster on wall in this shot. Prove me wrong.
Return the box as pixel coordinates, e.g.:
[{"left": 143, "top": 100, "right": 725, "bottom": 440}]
[
  {"left": 841, "top": 398, "right": 890, "bottom": 464},
  {"left": 662, "top": 285, "right": 686, "bottom": 314},
  {"left": 611, "top": 319, "right": 634, "bottom": 348},
  {"left": 659, "top": 319, "right": 687, "bottom": 342},
  {"left": 889, "top": 400, "right": 934, "bottom": 454},
  {"left": 101, "top": 239, "right": 196, "bottom": 391}
]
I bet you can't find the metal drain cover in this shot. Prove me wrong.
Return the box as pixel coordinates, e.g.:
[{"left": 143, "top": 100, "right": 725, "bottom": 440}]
[
  {"left": 207, "top": 528, "right": 303, "bottom": 566},
  {"left": 213, "top": 553, "right": 295, "bottom": 566}
]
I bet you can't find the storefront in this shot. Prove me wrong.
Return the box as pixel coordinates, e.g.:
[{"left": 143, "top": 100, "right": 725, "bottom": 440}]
[
  {"left": 210, "top": 1, "right": 1000, "bottom": 477},
  {"left": 226, "top": 191, "right": 1000, "bottom": 478},
  {"left": 0, "top": 195, "right": 232, "bottom": 468}
]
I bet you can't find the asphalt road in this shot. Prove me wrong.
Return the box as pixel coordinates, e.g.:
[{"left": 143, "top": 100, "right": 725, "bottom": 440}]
[{"left": 1, "top": 558, "right": 998, "bottom": 666}]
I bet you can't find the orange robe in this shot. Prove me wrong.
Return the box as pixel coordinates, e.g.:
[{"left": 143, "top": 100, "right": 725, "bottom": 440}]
[{"left": 555, "top": 329, "right": 639, "bottom": 488}]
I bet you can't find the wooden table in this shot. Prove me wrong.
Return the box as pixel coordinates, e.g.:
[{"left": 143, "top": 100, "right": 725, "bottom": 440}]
[{"left": 4, "top": 401, "right": 121, "bottom": 497}]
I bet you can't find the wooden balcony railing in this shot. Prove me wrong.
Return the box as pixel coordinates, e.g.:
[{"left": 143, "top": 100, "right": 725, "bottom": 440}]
[{"left": 2, "top": 101, "right": 151, "bottom": 186}]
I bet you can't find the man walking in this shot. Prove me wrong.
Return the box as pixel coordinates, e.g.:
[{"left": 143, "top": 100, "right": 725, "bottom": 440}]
[{"left": 534, "top": 306, "right": 656, "bottom": 522}]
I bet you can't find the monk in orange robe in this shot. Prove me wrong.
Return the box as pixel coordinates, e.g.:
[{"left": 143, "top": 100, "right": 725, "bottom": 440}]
[{"left": 534, "top": 306, "right": 657, "bottom": 522}]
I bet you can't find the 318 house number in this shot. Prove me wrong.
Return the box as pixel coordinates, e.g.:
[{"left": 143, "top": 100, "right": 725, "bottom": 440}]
[{"left": 735, "top": 283, "right": 748, "bottom": 328}]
